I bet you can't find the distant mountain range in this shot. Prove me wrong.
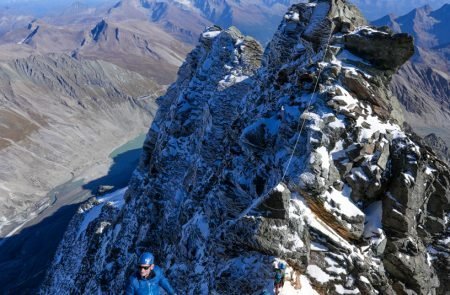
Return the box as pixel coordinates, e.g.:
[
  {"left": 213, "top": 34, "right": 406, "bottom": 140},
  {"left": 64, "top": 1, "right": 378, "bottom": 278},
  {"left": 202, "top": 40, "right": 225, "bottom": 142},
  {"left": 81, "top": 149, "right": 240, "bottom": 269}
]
[
  {"left": 0, "top": 0, "right": 192, "bottom": 240},
  {"left": 372, "top": 4, "right": 450, "bottom": 53},
  {"left": 0, "top": 0, "right": 301, "bottom": 80},
  {"left": 372, "top": 4, "right": 450, "bottom": 158},
  {"left": 39, "top": 1, "right": 450, "bottom": 294},
  {"left": 0, "top": 0, "right": 448, "bottom": 240},
  {"left": 0, "top": 1, "right": 297, "bottom": 291},
  {"left": 0, "top": 0, "right": 449, "bottom": 293},
  {"left": 0, "top": 0, "right": 194, "bottom": 83},
  {"left": 0, "top": 0, "right": 298, "bottom": 250}
]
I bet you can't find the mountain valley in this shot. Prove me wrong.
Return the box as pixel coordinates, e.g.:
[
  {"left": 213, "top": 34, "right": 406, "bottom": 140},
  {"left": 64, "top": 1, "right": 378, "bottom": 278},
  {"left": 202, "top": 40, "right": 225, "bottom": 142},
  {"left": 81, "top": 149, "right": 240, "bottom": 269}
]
[{"left": 0, "top": 0, "right": 448, "bottom": 294}]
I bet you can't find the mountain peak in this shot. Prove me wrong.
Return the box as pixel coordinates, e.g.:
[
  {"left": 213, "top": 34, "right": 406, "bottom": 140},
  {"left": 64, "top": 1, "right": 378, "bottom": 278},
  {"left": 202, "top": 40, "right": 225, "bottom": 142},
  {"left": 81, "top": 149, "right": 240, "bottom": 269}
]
[
  {"left": 420, "top": 4, "right": 433, "bottom": 13},
  {"left": 371, "top": 13, "right": 401, "bottom": 33},
  {"left": 68, "top": 1, "right": 89, "bottom": 10},
  {"left": 105, "top": 0, "right": 151, "bottom": 21},
  {"left": 113, "top": 0, "right": 148, "bottom": 9},
  {"left": 431, "top": 2, "right": 450, "bottom": 19},
  {"left": 90, "top": 19, "right": 108, "bottom": 42},
  {"left": 405, "top": 4, "right": 433, "bottom": 17},
  {"left": 39, "top": 1, "right": 450, "bottom": 295}
]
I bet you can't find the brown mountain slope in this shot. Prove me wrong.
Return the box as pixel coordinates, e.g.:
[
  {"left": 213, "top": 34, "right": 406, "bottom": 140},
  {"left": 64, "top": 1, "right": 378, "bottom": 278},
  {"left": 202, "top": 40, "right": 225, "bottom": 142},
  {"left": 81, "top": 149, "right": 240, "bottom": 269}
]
[
  {"left": 373, "top": 4, "right": 450, "bottom": 147},
  {"left": 0, "top": 54, "right": 163, "bottom": 237},
  {"left": 391, "top": 60, "right": 450, "bottom": 144},
  {"left": 77, "top": 19, "right": 191, "bottom": 84},
  {"left": 1, "top": 17, "right": 192, "bottom": 84}
]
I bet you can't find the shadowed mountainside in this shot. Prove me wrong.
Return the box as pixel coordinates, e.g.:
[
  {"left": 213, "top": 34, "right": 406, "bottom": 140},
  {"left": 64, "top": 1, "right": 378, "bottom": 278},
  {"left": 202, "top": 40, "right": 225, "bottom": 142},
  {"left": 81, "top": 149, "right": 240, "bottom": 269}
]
[{"left": 0, "top": 53, "right": 161, "bottom": 237}]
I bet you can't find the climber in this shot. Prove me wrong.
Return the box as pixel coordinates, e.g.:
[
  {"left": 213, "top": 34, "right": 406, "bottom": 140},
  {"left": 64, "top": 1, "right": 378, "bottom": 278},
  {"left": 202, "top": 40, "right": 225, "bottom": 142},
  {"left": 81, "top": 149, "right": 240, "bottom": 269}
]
[
  {"left": 125, "top": 252, "right": 176, "bottom": 295},
  {"left": 274, "top": 262, "right": 286, "bottom": 295}
]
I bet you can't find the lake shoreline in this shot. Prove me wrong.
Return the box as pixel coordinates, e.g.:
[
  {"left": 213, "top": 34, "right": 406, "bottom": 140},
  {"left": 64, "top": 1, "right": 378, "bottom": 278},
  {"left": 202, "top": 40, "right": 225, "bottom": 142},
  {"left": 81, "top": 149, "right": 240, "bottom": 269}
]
[{"left": 0, "top": 132, "right": 147, "bottom": 293}]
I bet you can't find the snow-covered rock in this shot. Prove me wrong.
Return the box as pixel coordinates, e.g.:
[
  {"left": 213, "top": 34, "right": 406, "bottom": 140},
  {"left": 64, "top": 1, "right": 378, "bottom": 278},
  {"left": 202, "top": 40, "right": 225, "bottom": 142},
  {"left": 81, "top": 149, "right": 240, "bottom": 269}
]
[{"left": 41, "top": 1, "right": 449, "bottom": 294}]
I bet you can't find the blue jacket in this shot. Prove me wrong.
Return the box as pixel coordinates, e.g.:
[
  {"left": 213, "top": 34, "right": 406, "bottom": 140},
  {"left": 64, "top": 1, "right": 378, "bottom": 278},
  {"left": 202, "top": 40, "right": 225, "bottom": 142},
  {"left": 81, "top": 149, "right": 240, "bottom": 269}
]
[{"left": 125, "top": 266, "right": 176, "bottom": 295}]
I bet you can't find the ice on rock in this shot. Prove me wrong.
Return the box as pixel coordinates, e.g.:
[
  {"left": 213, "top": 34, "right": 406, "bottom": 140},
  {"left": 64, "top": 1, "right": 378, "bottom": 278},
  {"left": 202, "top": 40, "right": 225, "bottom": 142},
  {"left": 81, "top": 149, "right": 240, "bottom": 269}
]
[
  {"left": 97, "top": 187, "right": 127, "bottom": 209},
  {"left": 335, "top": 284, "right": 360, "bottom": 294},
  {"left": 316, "top": 146, "right": 330, "bottom": 172},
  {"left": 323, "top": 185, "right": 364, "bottom": 219},
  {"left": 402, "top": 171, "right": 415, "bottom": 185},
  {"left": 350, "top": 26, "right": 389, "bottom": 36},
  {"left": 328, "top": 117, "right": 345, "bottom": 129},
  {"left": 285, "top": 11, "right": 300, "bottom": 22},
  {"left": 355, "top": 113, "right": 401, "bottom": 141},
  {"left": 311, "top": 242, "right": 329, "bottom": 252},
  {"left": 307, "top": 265, "right": 333, "bottom": 283},
  {"left": 77, "top": 187, "right": 127, "bottom": 238},
  {"left": 360, "top": 276, "right": 370, "bottom": 284},
  {"left": 202, "top": 31, "right": 221, "bottom": 39},
  {"left": 292, "top": 196, "right": 359, "bottom": 254},
  {"left": 275, "top": 183, "right": 285, "bottom": 192},
  {"left": 363, "top": 201, "right": 382, "bottom": 239}
]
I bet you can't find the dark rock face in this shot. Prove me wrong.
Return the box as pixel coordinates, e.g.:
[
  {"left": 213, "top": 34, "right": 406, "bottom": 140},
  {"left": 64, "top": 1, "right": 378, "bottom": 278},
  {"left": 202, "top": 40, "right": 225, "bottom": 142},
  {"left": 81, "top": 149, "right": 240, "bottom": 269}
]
[
  {"left": 340, "top": 72, "right": 393, "bottom": 119},
  {"left": 255, "top": 184, "right": 290, "bottom": 219},
  {"left": 423, "top": 133, "right": 450, "bottom": 164},
  {"left": 41, "top": 1, "right": 449, "bottom": 295},
  {"left": 90, "top": 19, "right": 107, "bottom": 42},
  {"left": 381, "top": 136, "right": 450, "bottom": 294},
  {"left": 344, "top": 28, "right": 414, "bottom": 71}
]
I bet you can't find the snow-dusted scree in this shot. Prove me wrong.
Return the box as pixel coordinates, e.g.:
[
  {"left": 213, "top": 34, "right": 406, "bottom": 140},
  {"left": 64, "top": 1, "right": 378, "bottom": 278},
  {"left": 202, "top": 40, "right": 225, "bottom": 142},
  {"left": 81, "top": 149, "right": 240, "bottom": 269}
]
[{"left": 41, "top": 1, "right": 449, "bottom": 294}]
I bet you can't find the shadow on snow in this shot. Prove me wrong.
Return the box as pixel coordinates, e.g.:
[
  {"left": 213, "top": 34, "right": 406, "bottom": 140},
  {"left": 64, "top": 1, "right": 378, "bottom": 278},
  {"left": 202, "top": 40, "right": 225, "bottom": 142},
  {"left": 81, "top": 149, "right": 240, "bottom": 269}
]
[{"left": 0, "top": 147, "right": 143, "bottom": 294}]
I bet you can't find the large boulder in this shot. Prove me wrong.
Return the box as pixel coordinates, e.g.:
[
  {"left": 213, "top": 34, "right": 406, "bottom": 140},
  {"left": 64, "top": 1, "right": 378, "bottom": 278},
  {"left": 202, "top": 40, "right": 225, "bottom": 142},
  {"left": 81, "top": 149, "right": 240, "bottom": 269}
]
[{"left": 344, "top": 27, "right": 414, "bottom": 71}]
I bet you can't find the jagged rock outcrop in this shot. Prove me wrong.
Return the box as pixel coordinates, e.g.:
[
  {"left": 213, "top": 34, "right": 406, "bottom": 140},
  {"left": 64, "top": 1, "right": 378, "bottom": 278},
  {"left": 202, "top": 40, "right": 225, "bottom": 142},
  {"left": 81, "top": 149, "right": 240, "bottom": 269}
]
[
  {"left": 343, "top": 27, "right": 414, "bottom": 71},
  {"left": 41, "top": 1, "right": 450, "bottom": 294}
]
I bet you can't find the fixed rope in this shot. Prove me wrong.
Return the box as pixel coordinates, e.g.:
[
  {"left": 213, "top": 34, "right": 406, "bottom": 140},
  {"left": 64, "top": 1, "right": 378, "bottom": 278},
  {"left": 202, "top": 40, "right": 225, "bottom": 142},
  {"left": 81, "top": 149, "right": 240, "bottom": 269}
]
[
  {"left": 280, "top": 29, "right": 334, "bottom": 182},
  {"left": 149, "top": 28, "right": 334, "bottom": 217},
  {"left": 244, "top": 28, "right": 335, "bottom": 214}
]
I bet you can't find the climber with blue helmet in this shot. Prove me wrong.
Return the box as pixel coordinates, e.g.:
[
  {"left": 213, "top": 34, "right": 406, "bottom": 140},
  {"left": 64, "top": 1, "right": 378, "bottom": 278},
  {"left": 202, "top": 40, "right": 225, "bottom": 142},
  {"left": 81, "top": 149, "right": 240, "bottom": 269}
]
[
  {"left": 125, "top": 252, "right": 176, "bottom": 295},
  {"left": 274, "top": 262, "right": 286, "bottom": 295}
]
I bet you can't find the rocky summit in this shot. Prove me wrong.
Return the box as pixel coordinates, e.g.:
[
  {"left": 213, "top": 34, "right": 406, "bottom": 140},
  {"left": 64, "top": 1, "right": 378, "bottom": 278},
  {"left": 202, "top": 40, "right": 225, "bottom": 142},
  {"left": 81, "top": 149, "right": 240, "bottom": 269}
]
[{"left": 40, "top": 1, "right": 449, "bottom": 294}]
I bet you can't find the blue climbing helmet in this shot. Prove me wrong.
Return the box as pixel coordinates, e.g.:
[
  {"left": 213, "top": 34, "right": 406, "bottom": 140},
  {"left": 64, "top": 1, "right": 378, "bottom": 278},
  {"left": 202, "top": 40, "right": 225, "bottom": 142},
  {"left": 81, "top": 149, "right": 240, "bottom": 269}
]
[
  {"left": 138, "top": 252, "right": 154, "bottom": 265},
  {"left": 278, "top": 262, "right": 286, "bottom": 270}
]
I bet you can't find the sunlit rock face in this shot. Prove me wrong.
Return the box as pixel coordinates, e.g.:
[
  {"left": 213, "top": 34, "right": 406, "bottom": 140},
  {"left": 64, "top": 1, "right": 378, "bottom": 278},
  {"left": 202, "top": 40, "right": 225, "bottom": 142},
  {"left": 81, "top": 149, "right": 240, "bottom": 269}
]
[{"left": 41, "top": 1, "right": 449, "bottom": 294}]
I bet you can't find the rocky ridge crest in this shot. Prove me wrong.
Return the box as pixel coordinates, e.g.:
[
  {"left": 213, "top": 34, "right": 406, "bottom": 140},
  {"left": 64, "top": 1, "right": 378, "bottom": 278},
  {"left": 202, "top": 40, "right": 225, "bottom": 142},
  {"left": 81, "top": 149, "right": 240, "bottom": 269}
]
[{"left": 41, "top": 1, "right": 449, "bottom": 294}]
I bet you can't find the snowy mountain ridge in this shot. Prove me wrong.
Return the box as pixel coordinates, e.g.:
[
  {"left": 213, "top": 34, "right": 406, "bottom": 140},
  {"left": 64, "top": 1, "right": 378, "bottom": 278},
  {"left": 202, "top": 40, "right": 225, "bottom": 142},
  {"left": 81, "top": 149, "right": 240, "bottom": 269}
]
[{"left": 41, "top": 1, "right": 449, "bottom": 294}]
